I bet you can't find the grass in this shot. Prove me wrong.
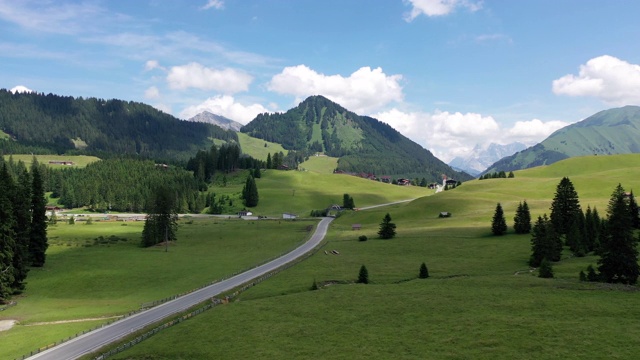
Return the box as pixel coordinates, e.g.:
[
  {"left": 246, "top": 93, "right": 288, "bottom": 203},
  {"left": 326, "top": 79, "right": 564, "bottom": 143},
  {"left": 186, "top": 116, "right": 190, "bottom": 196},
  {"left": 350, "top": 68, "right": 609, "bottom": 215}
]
[
  {"left": 237, "top": 132, "right": 288, "bottom": 161},
  {"left": 102, "top": 154, "right": 640, "bottom": 359},
  {"left": 3, "top": 154, "right": 100, "bottom": 168},
  {"left": 299, "top": 155, "right": 339, "bottom": 174},
  {"left": 0, "top": 218, "right": 316, "bottom": 359}
]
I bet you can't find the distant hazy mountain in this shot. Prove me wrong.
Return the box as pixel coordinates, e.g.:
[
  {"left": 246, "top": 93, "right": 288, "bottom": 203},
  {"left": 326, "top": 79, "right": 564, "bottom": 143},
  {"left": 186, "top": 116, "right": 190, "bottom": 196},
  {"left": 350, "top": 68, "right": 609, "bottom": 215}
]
[
  {"left": 187, "top": 111, "right": 243, "bottom": 132},
  {"left": 241, "top": 95, "right": 473, "bottom": 181},
  {"left": 449, "top": 142, "right": 527, "bottom": 176},
  {"left": 484, "top": 105, "right": 640, "bottom": 174}
]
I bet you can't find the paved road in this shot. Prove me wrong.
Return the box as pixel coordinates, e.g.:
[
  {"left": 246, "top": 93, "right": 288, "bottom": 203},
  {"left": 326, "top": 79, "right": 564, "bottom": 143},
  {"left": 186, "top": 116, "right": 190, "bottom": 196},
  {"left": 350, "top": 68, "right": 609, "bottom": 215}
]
[{"left": 28, "top": 217, "right": 334, "bottom": 360}]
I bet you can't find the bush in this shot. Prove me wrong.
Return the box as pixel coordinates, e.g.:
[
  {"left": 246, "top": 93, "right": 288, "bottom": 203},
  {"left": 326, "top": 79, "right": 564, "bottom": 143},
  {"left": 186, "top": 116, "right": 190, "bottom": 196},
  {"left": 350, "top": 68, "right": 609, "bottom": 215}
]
[
  {"left": 358, "top": 235, "right": 368, "bottom": 242},
  {"left": 357, "top": 265, "right": 369, "bottom": 284},
  {"left": 538, "top": 258, "right": 554, "bottom": 278},
  {"left": 419, "top": 262, "right": 430, "bottom": 279}
]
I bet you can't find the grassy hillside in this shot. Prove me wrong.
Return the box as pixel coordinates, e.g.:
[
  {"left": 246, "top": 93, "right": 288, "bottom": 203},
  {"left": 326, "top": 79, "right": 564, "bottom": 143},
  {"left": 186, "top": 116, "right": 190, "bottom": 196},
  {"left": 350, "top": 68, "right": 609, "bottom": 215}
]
[
  {"left": 106, "top": 154, "right": 640, "bottom": 359},
  {"left": 4, "top": 154, "right": 100, "bottom": 168},
  {"left": 299, "top": 155, "right": 339, "bottom": 174},
  {"left": 237, "top": 132, "right": 288, "bottom": 161}
]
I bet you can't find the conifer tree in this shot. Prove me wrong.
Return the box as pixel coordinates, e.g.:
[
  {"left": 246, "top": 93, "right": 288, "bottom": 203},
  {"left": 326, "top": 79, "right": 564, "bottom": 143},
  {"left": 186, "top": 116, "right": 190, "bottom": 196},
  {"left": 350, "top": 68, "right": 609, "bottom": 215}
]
[
  {"left": 0, "top": 165, "right": 16, "bottom": 300},
  {"left": 357, "top": 265, "right": 369, "bottom": 284},
  {"left": 538, "top": 258, "right": 554, "bottom": 278},
  {"left": 529, "top": 214, "right": 562, "bottom": 267},
  {"left": 566, "top": 211, "right": 587, "bottom": 256},
  {"left": 342, "top": 194, "right": 355, "bottom": 210},
  {"left": 266, "top": 153, "right": 272, "bottom": 169},
  {"left": 29, "top": 160, "right": 48, "bottom": 267},
  {"left": 11, "top": 168, "right": 31, "bottom": 293},
  {"left": 141, "top": 185, "right": 178, "bottom": 248},
  {"left": 550, "top": 177, "right": 581, "bottom": 236},
  {"left": 378, "top": 213, "right": 396, "bottom": 239},
  {"left": 597, "top": 184, "right": 639, "bottom": 284},
  {"left": 628, "top": 190, "right": 640, "bottom": 229},
  {"left": 419, "top": 262, "right": 430, "bottom": 279},
  {"left": 584, "top": 206, "right": 600, "bottom": 253},
  {"left": 513, "top": 201, "right": 531, "bottom": 234},
  {"left": 491, "top": 203, "right": 507, "bottom": 236},
  {"left": 242, "top": 175, "right": 259, "bottom": 207}
]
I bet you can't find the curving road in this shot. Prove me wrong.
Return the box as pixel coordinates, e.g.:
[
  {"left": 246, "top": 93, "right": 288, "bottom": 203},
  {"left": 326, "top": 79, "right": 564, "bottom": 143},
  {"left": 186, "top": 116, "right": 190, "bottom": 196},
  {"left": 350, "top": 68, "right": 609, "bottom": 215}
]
[{"left": 28, "top": 217, "right": 334, "bottom": 360}]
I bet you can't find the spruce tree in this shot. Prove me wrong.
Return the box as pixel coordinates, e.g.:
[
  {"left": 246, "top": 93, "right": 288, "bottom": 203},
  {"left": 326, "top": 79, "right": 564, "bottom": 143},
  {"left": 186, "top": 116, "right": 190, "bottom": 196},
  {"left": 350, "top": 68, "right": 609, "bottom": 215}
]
[
  {"left": 529, "top": 214, "right": 562, "bottom": 267},
  {"left": 491, "top": 203, "right": 507, "bottom": 236},
  {"left": 357, "top": 265, "right": 369, "bottom": 284},
  {"left": 538, "top": 258, "right": 554, "bottom": 278},
  {"left": 419, "top": 262, "right": 430, "bottom": 279},
  {"left": 0, "top": 165, "right": 16, "bottom": 301},
  {"left": 242, "top": 175, "right": 259, "bottom": 207},
  {"left": 11, "top": 168, "right": 31, "bottom": 293},
  {"left": 253, "top": 167, "right": 261, "bottom": 179},
  {"left": 584, "top": 206, "right": 600, "bottom": 253},
  {"left": 378, "top": 213, "right": 396, "bottom": 239},
  {"left": 566, "top": 211, "right": 587, "bottom": 256},
  {"left": 266, "top": 153, "right": 272, "bottom": 169},
  {"left": 597, "top": 184, "right": 639, "bottom": 284},
  {"left": 28, "top": 160, "right": 48, "bottom": 267},
  {"left": 141, "top": 186, "right": 178, "bottom": 248},
  {"left": 628, "top": 190, "right": 640, "bottom": 229},
  {"left": 513, "top": 201, "right": 531, "bottom": 234},
  {"left": 550, "top": 177, "right": 581, "bottom": 236}
]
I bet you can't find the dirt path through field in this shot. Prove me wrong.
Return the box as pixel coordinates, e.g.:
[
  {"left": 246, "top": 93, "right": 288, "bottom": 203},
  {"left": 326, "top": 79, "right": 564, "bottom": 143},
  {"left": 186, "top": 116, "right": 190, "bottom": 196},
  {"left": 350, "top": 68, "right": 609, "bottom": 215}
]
[
  {"left": 25, "top": 316, "right": 123, "bottom": 326},
  {"left": 0, "top": 319, "right": 17, "bottom": 331}
]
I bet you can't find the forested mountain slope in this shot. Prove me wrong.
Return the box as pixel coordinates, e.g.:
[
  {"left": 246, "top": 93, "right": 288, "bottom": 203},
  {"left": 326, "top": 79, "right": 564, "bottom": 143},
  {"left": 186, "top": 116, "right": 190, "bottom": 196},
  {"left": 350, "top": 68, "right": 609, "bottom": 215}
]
[
  {"left": 484, "top": 105, "right": 640, "bottom": 174},
  {"left": 0, "top": 89, "right": 236, "bottom": 162},
  {"left": 241, "top": 95, "right": 471, "bottom": 181}
]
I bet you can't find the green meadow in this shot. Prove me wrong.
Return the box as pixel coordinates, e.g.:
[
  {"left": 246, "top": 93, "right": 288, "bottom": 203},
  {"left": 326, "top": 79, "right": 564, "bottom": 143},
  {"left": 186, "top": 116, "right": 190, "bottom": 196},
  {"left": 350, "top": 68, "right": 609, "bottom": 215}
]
[
  {"left": 237, "top": 132, "right": 288, "bottom": 161},
  {"left": 106, "top": 154, "right": 640, "bottom": 360},
  {"left": 3, "top": 154, "right": 101, "bottom": 168},
  {"left": 2, "top": 154, "right": 640, "bottom": 359},
  {"left": 299, "top": 155, "right": 339, "bottom": 174}
]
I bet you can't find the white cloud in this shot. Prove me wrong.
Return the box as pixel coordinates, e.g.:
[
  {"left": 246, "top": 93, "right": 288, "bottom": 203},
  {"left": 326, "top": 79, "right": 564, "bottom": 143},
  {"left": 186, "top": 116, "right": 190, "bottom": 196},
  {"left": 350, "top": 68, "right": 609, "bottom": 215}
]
[
  {"left": 404, "top": 0, "right": 483, "bottom": 21},
  {"left": 552, "top": 55, "right": 640, "bottom": 106},
  {"left": 167, "top": 62, "right": 253, "bottom": 93},
  {"left": 144, "top": 86, "right": 161, "bottom": 100},
  {"left": 179, "top": 95, "right": 270, "bottom": 124},
  {"left": 9, "top": 85, "right": 34, "bottom": 94},
  {"left": 152, "top": 103, "right": 172, "bottom": 114},
  {"left": 144, "top": 60, "right": 164, "bottom": 71},
  {"left": 268, "top": 65, "right": 403, "bottom": 114},
  {"left": 201, "top": 0, "right": 224, "bottom": 10},
  {"left": 372, "top": 108, "right": 568, "bottom": 162}
]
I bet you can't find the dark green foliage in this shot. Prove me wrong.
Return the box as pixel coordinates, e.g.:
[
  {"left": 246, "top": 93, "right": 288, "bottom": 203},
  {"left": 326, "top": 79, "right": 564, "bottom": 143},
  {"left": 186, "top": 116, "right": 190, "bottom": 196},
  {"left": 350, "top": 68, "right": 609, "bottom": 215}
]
[
  {"left": 0, "top": 165, "right": 16, "bottom": 300},
  {"left": 85, "top": 217, "right": 93, "bottom": 225},
  {"left": 68, "top": 216, "right": 75, "bottom": 225},
  {"left": 378, "top": 213, "right": 396, "bottom": 239},
  {"left": 141, "top": 186, "right": 179, "bottom": 248},
  {"left": 491, "top": 203, "right": 507, "bottom": 236},
  {"left": 538, "top": 258, "right": 554, "bottom": 278},
  {"left": 310, "top": 209, "right": 328, "bottom": 217},
  {"left": 28, "top": 161, "right": 48, "bottom": 267},
  {"left": 253, "top": 167, "right": 261, "bottom": 179},
  {"left": 584, "top": 206, "right": 601, "bottom": 253},
  {"left": 342, "top": 194, "right": 355, "bottom": 210},
  {"left": 550, "top": 177, "right": 582, "bottom": 236},
  {"left": 479, "top": 171, "right": 509, "bottom": 180},
  {"left": 241, "top": 95, "right": 472, "bottom": 181},
  {"left": 628, "top": 190, "right": 640, "bottom": 229},
  {"left": 586, "top": 264, "right": 599, "bottom": 282},
  {"left": 597, "top": 184, "right": 639, "bottom": 284},
  {"left": 56, "top": 158, "right": 203, "bottom": 213},
  {"left": 419, "top": 262, "right": 429, "bottom": 279},
  {"left": 357, "top": 265, "right": 369, "bottom": 284},
  {"left": 266, "top": 153, "right": 272, "bottom": 169},
  {"left": 513, "top": 201, "right": 531, "bottom": 234},
  {"left": 242, "top": 175, "right": 259, "bottom": 207},
  {"left": 310, "top": 279, "right": 319, "bottom": 291},
  {"left": 0, "top": 89, "right": 237, "bottom": 162},
  {"left": 508, "top": 171, "right": 515, "bottom": 178},
  {"left": 10, "top": 168, "right": 31, "bottom": 293},
  {"left": 579, "top": 270, "right": 587, "bottom": 282},
  {"left": 529, "top": 214, "right": 563, "bottom": 267},
  {"left": 358, "top": 235, "right": 368, "bottom": 242},
  {"left": 566, "top": 211, "right": 587, "bottom": 256}
]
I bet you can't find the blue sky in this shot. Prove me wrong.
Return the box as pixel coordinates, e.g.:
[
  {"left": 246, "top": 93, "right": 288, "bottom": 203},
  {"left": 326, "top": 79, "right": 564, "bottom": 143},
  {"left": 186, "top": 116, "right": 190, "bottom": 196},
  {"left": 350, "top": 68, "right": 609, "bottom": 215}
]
[{"left": 2, "top": 0, "right": 640, "bottom": 162}]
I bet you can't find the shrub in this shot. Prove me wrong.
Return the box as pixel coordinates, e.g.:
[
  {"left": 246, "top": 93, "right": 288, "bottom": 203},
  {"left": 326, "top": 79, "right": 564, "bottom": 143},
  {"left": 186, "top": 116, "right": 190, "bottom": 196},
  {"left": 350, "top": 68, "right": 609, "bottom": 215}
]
[
  {"left": 419, "top": 262, "right": 430, "bottom": 279},
  {"left": 357, "top": 265, "right": 369, "bottom": 284},
  {"left": 358, "top": 235, "right": 368, "bottom": 242}
]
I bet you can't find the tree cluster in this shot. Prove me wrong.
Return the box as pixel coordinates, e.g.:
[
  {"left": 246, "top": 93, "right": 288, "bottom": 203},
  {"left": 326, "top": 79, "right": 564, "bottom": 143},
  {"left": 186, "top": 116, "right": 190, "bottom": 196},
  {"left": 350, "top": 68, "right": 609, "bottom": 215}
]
[
  {"left": 479, "top": 171, "right": 514, "bottom": 180},
  {"left": 342, "top": 194, "right": 355, "bottom": 210},
  {"left": 0, "top": 158, "right": 48, "bottom": 302},
  {"left": 242, "top": 175, "right": 259, "bottom": 207},
  {"left": 141, "top": 185, "right": 178, "bottom": 248}
]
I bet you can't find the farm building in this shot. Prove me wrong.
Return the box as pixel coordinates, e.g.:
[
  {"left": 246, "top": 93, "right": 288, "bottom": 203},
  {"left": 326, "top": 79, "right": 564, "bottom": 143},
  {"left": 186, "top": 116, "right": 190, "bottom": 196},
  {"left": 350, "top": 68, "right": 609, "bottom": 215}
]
[{"left": 283, "top": 213, "right": 297, "bottom": 219}]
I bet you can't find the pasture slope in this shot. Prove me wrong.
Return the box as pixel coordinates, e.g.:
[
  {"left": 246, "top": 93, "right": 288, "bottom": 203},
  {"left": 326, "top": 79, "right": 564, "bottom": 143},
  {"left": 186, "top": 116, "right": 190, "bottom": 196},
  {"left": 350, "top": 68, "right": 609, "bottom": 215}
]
[{"left": 104, "top": 154, "right": 640, "bottom": 360}]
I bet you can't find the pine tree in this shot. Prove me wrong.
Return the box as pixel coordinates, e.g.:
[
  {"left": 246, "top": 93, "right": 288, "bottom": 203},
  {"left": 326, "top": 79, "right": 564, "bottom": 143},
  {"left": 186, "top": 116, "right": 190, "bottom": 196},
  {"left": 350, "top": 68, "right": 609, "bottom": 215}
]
[
  {"left": 597, "top": 184, "right": 639, "bottom": 284},
  {"left": 342, "top": 194, "right": 355, "bottom": 210},
  {"left": 491, "top": 203, "right": 507, "bottom": 236},
  {"left": 628, "top": 190, "right": 640, "bottom": 229},
  {"left": 378, "top": 213, "right": 396, "bottom": 239},
  {"left": 28, "top": 160, "right": 48, "bottom": 267},
  {"left": 538, "top": 258, "right": 554, "bottom": 278},
  {"left": 550, "top": 177, "right": 582, "bottom": 236},
  {"left": 0, "top": 165, "right": 16, "bottom": 300},
  {"left": 566, "top": 211, "right": 587, "bottom": 256},
  {"left": 253, "top": 167, "right": 261, "bottom": 179},
  {"left": 242, "top": 175, "right": 259, "bottom": 207},
  {"left": 266, "top": 153, "right": 272, "bottom": 169},
  {"left": 529, "top": 214, "right": 562, "bottom": 267},
  {"left": 584, "top": 206, "right": 600, "bottom": 253},
  {"left": 357, "top": 265, "right": 369, "bottom": 284},
  {"left": 513, "top": 201, "right": 531, "bottom": 234},
  {"left": 10, "top": 168, "right": 31, "bottom": 293},
  {"left": 141, "top": 186, "right": 178, "bottom": 249},
  {"left": 419, "top": 262, "right": 429, "bottom": 279}
]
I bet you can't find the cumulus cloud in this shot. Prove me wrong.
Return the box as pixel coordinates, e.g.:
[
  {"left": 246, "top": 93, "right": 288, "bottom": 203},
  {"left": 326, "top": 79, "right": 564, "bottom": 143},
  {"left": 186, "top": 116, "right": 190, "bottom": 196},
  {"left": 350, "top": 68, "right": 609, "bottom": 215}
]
[
  {"left": 9, "top": 85, "right": 34, "bottom": 94},
  {"left": 552, "top": 55, "right": 640, "bottom": 106},
  {"left": 404, "top": 0, "right": 483, "bottom": 21},
  {"left": 179, "top": 95, "right": 270, "bottom": 124},
  {"left": 268, "top": 65, "right": 403, "bottom": 114},
  {"left": 372, "top": 108, "right": 568, "bottom": 162},
  {"left": 201, "top": 0, "right": 224, "bottom": 10},
  {"left": 144, "top": 60, "right": 164, "bottom": 71},
  {"left": 144, "top": 86, "right": 161, "bottom": 100},
  {"left": 167, "top": 62, "right": 252, "bottom": 93}
]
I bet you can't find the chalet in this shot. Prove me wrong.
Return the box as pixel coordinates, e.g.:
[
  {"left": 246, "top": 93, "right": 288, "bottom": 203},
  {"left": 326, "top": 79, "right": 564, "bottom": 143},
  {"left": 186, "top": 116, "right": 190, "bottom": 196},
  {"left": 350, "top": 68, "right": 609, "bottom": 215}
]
[
  {"left": 283, "top": 213, "right": 297, "bottom": 219},
  {"left": 278, "top": 164, "right": 290, "bottom": 170},
  {"left": 380, "top": 176, "right": 391, "bottom": 184},
  {"left": 397, "top": 178, "right": 411, "bottom": 186},
  {"left": 352, "top": 224, "right": 362, "bottom": 230}
]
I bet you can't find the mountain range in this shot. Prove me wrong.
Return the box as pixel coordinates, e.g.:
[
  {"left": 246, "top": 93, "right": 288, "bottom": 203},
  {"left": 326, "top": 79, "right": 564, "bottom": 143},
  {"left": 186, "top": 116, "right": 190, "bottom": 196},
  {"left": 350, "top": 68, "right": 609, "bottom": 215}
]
[
  {"left": 240, "top": 95, "right": 472, "bottom": 181},
  {"left": 448, "top": 142, "right": 527, "bottom": 176},
  {"left": 186, "top": 111, "right": 243, "bottom": 132},
  {"left": 484, "top": 105, "right": 640, "bottom": 174}
]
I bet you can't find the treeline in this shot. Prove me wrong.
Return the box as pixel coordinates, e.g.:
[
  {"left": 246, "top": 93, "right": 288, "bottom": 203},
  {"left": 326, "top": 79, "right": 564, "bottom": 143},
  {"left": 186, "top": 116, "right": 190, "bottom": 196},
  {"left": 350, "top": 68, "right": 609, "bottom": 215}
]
[
  {"left": 0, "top": 89, "right": 237, "bottom": 163},
  {"left": 479, "top": 171, "right": 514, "bottom": 179},
  {"left": 186, "top": 143, "right": 264, "bottom": 189},
  {"left": 52, "top": 158, "right": 206, "bottom": 213},
  {"left": 0, "top": 159, "right": 48, "bottom": 302}
]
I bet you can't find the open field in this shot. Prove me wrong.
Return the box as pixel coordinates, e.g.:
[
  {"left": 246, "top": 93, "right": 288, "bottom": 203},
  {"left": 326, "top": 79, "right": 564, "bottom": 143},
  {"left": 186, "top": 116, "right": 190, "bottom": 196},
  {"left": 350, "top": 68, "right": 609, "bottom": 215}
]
[
  {"left": 0, "top": 218, "right": 317, "bottom": 359},
  {"left": 105, "top": 154, "right": 640, "bottom": 359},
  {"left": 237, "top": 132, "right": 288, "bottom": 161},
  {"left": 299, "top": 155, "right": 339, "bottom": 174},
  {"left": 3, "top": 154, "right": 101, "bottom": 168}
]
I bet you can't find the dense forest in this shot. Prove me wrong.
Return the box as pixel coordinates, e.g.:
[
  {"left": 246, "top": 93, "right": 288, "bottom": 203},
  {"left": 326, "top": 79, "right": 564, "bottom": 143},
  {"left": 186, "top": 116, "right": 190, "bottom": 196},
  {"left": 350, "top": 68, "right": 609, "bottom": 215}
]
[
  {"left": 242, "top": 96, "right": 472, "bottom": 181},
  {"left": 0, "top": 89, "right": 237, "bottom": 163}
]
